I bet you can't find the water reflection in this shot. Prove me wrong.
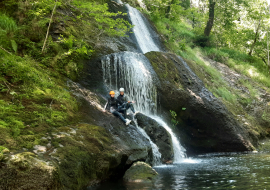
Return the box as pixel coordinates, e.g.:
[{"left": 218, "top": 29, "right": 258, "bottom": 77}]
[{"left": 89, "top": 153, "right": 270, "bottom": 190}]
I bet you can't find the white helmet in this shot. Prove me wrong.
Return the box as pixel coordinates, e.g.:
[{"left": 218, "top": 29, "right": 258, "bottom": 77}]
[{"left": 119, "top": 88, "right": 125, "bottom": 92}]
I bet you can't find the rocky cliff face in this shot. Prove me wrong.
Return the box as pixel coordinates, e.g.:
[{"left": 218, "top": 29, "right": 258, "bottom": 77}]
[{"left": 145, "top": 52, "right": 256, "bottom": 155}]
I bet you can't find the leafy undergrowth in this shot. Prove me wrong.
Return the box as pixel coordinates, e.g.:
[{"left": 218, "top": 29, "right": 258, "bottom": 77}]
[
  {"left": 0, "top": 0, "right": 131, "bottom": 152},
  {"left": 0, "top": 53, "right": 79, "bottom": 151}
]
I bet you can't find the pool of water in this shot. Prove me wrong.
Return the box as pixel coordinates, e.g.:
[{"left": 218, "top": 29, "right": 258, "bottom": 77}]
[{"left": 88, "top": 152, "right": 270, "bottom": 190}]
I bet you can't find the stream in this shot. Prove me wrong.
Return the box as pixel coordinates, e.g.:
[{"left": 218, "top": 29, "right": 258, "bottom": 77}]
[{"left": 89, "top": 152, "right": 270, "bottom": 190}]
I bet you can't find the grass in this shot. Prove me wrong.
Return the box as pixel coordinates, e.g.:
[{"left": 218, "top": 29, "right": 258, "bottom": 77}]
[
  {"left": 145, "top": 9, "right": 270, "bottom": 103},
  {"left": 0, "top": 14, "right": 17, "bottom": 33},
  {"left": 0, "top": 0, "right": 131, "bottom": 152},
  {"left": 0, "top": 52, "right": 79, "bottom": 151}
]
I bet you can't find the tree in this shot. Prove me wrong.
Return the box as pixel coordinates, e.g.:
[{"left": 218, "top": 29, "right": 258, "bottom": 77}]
[
  {"left": 204, "top": 0, "right": 215, "bottom": 37},
  {"left": 248, "top": 17, "right": 261, "bottom": 56}
]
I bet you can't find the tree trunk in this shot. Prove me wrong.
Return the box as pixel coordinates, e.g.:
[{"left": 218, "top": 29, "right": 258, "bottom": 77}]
[
  {"left": 165, "top": 5, "right": 171, "bottom": 18},
  {"left": 165, "top": 0, "right": 174, "bottom": 18},
  {"left": 248, "top": 18, "right": 261, "bottom": 56},
  {"left": 268, "top": 30, "right": 270, "bottom": 75},
  {"left": 204, "top": 0, "right": 215, "bottom": 37}
]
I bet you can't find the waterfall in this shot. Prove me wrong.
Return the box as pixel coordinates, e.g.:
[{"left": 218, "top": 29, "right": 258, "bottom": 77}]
[
  {"left": 150, "top": 116, "right": 186, "bottom": 163},
  {"left": 126, "top": 4, "right": 161, "bottom": 53},
  {"left": 101, "top": 52, "right": 162, "bottom": 164},
  {"left": 138, "top": 127, "right": 161, "bottom": 166},
  {"left": 102, "top": 2, "right": 186, "bottom": 165},
  {"left": 101, "top": 52, "right": 158, "bottom": 115},
  {"left": 134, "top": 120, "right": 161, "bottom": 166}
]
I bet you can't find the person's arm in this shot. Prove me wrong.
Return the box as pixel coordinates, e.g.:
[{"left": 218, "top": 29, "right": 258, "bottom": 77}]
[
  {"left": 103, "top": 99, "right": 109, "bottom": 112},
  {"left": 124, "top": 96, "right": 130, "bottom": 103},
  {"left": 125, "top": 96, "right": 135, "bottom": 103}
]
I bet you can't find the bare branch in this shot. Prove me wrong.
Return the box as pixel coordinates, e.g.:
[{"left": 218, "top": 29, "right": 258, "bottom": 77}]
[
  {"left": 42, "top": 1, "right": 58, "bottom": 53},
  {"left": 0, "top": 46, "right": 12, "bottom": 55}
]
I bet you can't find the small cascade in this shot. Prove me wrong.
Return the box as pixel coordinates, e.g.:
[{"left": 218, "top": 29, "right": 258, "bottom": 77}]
[
  {"left": 101, "top": 52, "right": 157, "bottom": 115},
  {"left": 150, "top": 116, "right": 186, "bottom": 163},
  {"left": 134, "top": 120, "right": 161, "bottom": 166},
  {"left": 126, "top": 4, "right": 160, "bottom": 53}
]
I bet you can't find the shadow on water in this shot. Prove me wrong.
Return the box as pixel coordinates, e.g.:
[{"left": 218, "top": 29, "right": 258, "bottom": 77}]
[{"left": 88, "top": 152, "right": 270, "bottom": 190}]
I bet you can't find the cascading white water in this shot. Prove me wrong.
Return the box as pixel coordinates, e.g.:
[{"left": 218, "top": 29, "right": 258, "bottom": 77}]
[
  {"left": 134, "top": 120, "right": 161, "bottom": 166},
  {"left": 126, "top": 4, "right": 160, "bottom": 53},
  {"left": 102, "top": 52, "right": 162, "bottom": 164},
  {"left": 102, "top": 2, "right": 186, "bottom": 165},
  {"left": 101, "top": 52, "right": 157, "bottom": 115},
  {"left": 150, "top": 116, "right": 186, "bottom": 163}
]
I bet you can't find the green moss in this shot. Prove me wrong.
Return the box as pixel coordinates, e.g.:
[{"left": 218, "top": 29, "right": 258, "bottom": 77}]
[
  {"left": 51, "top": 124, "right": 118, "bottom": 189},
  {"left": 123, "top": 161, "right": 158, "bottom": 182},
  {"left": 147, "top": 52, "right": 184, "bottom": 90},
  {"left": 0, "top": 152, "right": 60, "bottom": 189}
]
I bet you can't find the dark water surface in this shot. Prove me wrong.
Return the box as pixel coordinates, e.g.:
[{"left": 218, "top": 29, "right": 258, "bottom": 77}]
[{"left": 89, "top": 152, "right": 270, "bottom": 190}]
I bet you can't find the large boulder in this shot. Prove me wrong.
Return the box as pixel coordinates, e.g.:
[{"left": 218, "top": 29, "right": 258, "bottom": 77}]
[
  {"left": 136, "top": 113, "right": 173, "bottom": 163},
  {"left": 145, "top": 52, "right": 255, "bottom": 156},
  {"left": 0, "top": 82, "right": 154, "bottom": 190},
  {"left": 0, "top": 152, "right": 60, "bottom": 190},
  {"left": 123, "top": 161, "right": 158, "bottom": 183}
]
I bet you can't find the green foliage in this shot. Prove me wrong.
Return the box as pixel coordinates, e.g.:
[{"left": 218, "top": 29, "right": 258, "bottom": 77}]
[
  {"left": 170, "top": 110, "right": 178, "bottom": 128},
  {"left": 72, "top": 0, "right": 132, "bottom": 37},
  {"left": 0, "top": 0, "right": 134, "bottom": 152},
  {"left": 262, "top": 103, "right": 270, "bottom": 122},
  {"left": 0, "top": 14, "right": 17, "bottom": 33},
  {"left": 203, "top": 47, "right": 229, "bottom": 63},
  {"left": 0, "top": 53, "right": 79, "bottom": 149},
  {"left": 11, "top": 40, "right": 18, "bottom": 53},
  {"left": 213, "top": 87, "right": 237, "bottom": 104},
  {"left": 0, "top": 13, "right": 18, "bottom": 53}
]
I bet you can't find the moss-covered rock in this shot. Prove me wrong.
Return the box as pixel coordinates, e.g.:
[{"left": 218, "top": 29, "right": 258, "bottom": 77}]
[
  {"left": 0, "top": 119, "right": 153, "bottom": 189},
  {"left": 123, "top": 161, "right": 158, "bottom": 183},
  {"left": 0, "top": 152, "right": 60, "bottom": 190}
]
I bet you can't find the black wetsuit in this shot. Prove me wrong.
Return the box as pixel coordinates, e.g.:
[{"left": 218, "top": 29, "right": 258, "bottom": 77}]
[
  {"left": 104, "top": 97, "right": 126, "bottom": 123},
  {"left": 117, "top": 94, "right": 135, "bottom": 114}
]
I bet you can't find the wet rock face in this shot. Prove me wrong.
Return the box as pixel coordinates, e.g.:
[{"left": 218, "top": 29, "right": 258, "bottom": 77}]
[
  {"left": 145, "top": 52, "right": 255, "bottom": 156},
  {"left": 68, "top": 81, "right": 154, "bottom": 179},
  {"left": 123, "top": 161, "right": 158, "bottom": 183},
  {"left": 136, "top": 113, "right": 173, "bottom": 163}
]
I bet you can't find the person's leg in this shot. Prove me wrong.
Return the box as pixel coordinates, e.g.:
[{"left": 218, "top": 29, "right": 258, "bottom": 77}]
[
  {"left": 118, "top": 104, "right": 127, "bottom": 118},
  {"left": 118, "top": 109, "right": 127, "bottom": 119},
  {"left": 112, "top": 111, "right": 126, "bottom": 123},
  {"left": 125, "top": 103, "right": 135, "bottom": 113}
]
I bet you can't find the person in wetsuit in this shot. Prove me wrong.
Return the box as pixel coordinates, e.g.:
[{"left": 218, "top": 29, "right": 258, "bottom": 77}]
[
  {"left": 117, "top": 88, "right": 139, "bottom": 117},
  {"left": 103, "top": 91, "right": 132, "bottom": 125}
]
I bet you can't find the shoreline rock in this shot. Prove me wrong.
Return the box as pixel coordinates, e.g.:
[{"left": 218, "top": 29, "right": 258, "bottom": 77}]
[{"left": 123, "top": 161, "right": 158, "bottom": 183}]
